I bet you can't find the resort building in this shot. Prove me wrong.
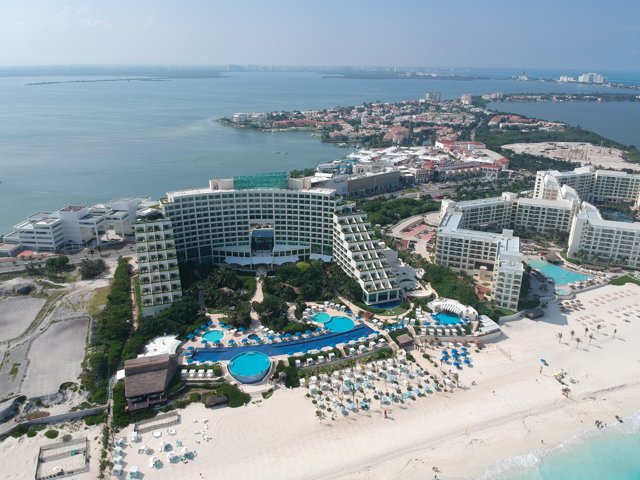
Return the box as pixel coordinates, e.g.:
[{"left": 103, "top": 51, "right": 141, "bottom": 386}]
[
  {"left": 567, "top": 202, "right": 640, "bottom": 268},
  {"left": 135, "top": 208, "right": 183, "bottom": 316},
  {"left": 533, "top": 166, "right": 640, "bottom": 266},
  {"left": 150, "top": 172, "right": 399, "bottom": 309},
  {"left": 2, "top": 197, "right": 149, "bottom": 253},
  {"left": 436, "top": 203, "right": 523, "bottom": 310},
  {"left": 161, "top": 173, "right": 337, "bottom": 267},
  {"left": 333, "top": 204, "right": 400, "bottom": 305},
  {"left": 123, "top": 354, "right": 179, "bottom": 412},
  {"left": 534, "top": 166, "right": 640, "bottom": 208}
]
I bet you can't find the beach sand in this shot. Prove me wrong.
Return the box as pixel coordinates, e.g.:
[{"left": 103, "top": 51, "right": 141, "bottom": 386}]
[{"left": 2, "top": 283, "right": 639, "bottom": 479}]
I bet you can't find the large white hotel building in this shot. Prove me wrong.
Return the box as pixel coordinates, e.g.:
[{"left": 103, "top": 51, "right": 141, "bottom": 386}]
[
  {"left": 437, "top": 165, "right": 640, "bottom": 310},
  {"left": 140, "top": 173, "right": 400, "bottom": 314}
]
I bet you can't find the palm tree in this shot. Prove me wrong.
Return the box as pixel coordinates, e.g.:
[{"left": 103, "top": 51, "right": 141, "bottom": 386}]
[
  {"left": 613, "top": 328, "right": 617, "bottom": 338},
  {"left": 570, "top": 330, "right": 575, "bottom": 341},
  {"left": 596, "top": 324, "right": 602, "bottom": 335},
  {"left": 584, "top": 327, "right": 589, "bottom": 337},
  {"left": 556, "top": 332, "right": 563, "bottom": 344},
  {"left": 588, "top": 333, "right": 594, "bottom": 345},
  {"left": 575, "top": 337, "right": 582, "bottom": 348}
]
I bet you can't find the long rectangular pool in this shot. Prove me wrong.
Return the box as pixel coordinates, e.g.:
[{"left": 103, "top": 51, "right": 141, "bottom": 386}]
[
  {"left": 191, "top": 324, "right": 376, "bottom": 362},
  {"left": 526, "top": 259, "right": 590, "bottom": 285}
]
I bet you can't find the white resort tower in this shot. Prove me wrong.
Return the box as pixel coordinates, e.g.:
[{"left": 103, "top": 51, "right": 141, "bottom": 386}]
[{"left": 136, "top": 173, "right": 400, "bottom": 314}]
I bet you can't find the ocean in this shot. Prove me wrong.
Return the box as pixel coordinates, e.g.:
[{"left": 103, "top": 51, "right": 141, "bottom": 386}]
[
  {"left": 1, "top": 70, "right": 640, "bottom": 233},
  {"left": 481, "top": 413, "right": 640, "bottom": 480}
]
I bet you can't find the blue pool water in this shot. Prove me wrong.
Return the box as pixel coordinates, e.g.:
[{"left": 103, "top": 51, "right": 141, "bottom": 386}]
[
  {"left": 526, "top": 259, "right": 590, "bottom": 285},
  {"left": 227, "top": 351, "right": 271, "bottom": 384},
  {"left": 313, "top": 312, "right": 331, "bottom": 323},
  {"left": 434, "top": 312, "right": 462, "bottom": 326},
  {"left": 202, "top": 330, "right": 224, "bottom": 343},
  {"left": 324, "top": 316, "right": 355, "bottom": 333},
  {"left": 191, "top": 324, "right": 376, "bottom": 362}
]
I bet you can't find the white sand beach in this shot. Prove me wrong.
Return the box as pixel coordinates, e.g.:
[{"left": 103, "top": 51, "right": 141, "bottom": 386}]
[{"left": 2, "top": 283, "right": 639, "bottom": 479}]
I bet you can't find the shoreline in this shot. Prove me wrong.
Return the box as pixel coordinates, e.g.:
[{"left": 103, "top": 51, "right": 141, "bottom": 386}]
[{"left": 1, "top": 284, "right": 639, "bottom": 479}]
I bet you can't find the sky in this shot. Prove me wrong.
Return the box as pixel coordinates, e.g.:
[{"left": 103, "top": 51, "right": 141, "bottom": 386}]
[{"left": 1, "top": 0, "right": 639, "bottom": 70}]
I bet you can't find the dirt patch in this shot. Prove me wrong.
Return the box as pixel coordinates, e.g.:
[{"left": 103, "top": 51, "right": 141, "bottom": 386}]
[{"left": 0, "top": 297, "right": 46, "bottom": 343}]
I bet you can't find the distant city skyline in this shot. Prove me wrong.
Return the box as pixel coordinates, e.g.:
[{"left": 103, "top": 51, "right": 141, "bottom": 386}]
[{"left": 1, "top": 0, "right": 639, "bottom": 71}]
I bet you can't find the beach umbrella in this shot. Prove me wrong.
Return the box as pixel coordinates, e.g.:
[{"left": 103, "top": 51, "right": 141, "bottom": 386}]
[
  {"left": 186, "top": 334, "right": 195, "bottom": 339},
  {"left": 238, "top": 327, "right": 245, "bottom": 332},
  {"left": 213, "top": 340, "right": 221, "bottom": 345},
  {"left": 207, "top": 320, "right": 214, "bottom": 325},
  {"left": 461, "top": 351, "right": 468, "bottom": 357},
  {"left": 277, "top": 333, "right": 284, "bottom": 339},
  {"left": 453, "top": 361, "right": 461, "bottom": 368},
  {"left": 200, "top": 324, "right": 207, "bottom": 329},
  {"left": 227, "top": 339, "right": 235, "bottom": 345},
  {"left": 268, "top": 334, "right": 275, "bottom": 340},
  {"left": 187, "top": 346, "right": 195, "bottom": 351},
  {"left": 295, "top": 331, "right": 302, "bottom": 337},
  {"left": 201, "top": 339, "right": 208, "bottom": 344},
  {"left": 305, "top": 330, "right": 313, "bottom": 335},
  {"left": 285, "top": 333, "right": 292, "bottom": 338},
  {"left": 464, "top": 358, "right": 471, "bottom": 364},
  {"left": 187, "top": 358, "right": 194, "bottom": 364},
  {"left": 241, "top": 338, "right": 248, "bottom": 344}
]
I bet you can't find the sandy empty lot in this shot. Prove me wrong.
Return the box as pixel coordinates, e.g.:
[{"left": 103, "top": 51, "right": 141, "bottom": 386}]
[
  {"left": 502, "top": 142, "right": 639, "bottom": 171},
  {"left": 0, "top": 297, "right": 46, "bottom": 343},
  {"left": 21, "top": 316, "right": 89, "bottom": 398}
]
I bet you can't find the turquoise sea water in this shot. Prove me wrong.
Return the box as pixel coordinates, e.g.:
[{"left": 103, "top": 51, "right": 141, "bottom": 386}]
[
  {"left": 1, "top": 71, "right": 640, "bottom": 233},
  {"left": 483, "top": 413, "right": 640, "bottom": 480}
]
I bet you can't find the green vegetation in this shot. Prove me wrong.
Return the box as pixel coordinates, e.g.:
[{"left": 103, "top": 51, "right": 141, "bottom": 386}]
[
  {"left": 122, "top": 297, "right": 205, "bottom": 360},
  {"left": 513, "top": 226, "right": 569, "bottom": 248},
  {"left": 504, "top": 152, "right": 578, "bottom": 173},
  {"left": 355, "top": 197, "right": 440, "bottom": 226},
  {"left": 9, "top": 363, "right": 20, "bottom": 378},
  {"left": 88, "top": 286, "right": 111, "bottom": 317},
  {"left": 452, "top": 176, "right": 535, "bottom": 201},
  {"left": 44, "top": 429, "right": 59, "bottom": 439},
  {"left": 289, "top": 167, "right": 316, "bottom": 178},
  {"left": 79, "top": 258, "right": 107, "bottom": 279},
  {"left": 111, "top": 381, "right": 157, "bottom": 429},
  {"left": 81, "top": 258, "right": 132, "bottom": 403},
  {"left": 400, "top": 251, "right": 514, "bottom": 320},
  {"left": 610, "top": 275, "right": 640, "bottom": 287},
  {"left": 84, "top": 411, "right": 107, "bottom": 426}
]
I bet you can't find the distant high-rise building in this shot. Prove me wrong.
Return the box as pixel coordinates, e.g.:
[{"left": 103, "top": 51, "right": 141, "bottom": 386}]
[
  {"left": 578, "top": 72, "right": 606, "bottom": 84},
  {"left": 425, "top": 91, "right": 441, "bottom": 103}
]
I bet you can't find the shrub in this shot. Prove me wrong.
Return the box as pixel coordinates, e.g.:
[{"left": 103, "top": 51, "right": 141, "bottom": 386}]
[
  {"left": 189, "top": 393, "right": 202, "bottom": 403},
  {"left": 44, "top": 429, "right": 59, "bottom": 439},
  {"left": 62, "top": 434, "right": 73, "bottom": 442},
  {"left": 212, "top": 364, "right": 223, "bottom": 377}
]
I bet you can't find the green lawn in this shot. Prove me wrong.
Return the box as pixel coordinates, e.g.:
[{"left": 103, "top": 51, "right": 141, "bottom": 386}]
[
  {"left": 610, "top": 275, "right": 640, "bottom": 287},
  {"left": 88, "top": 286, "right": 111, "bottom": 317}
]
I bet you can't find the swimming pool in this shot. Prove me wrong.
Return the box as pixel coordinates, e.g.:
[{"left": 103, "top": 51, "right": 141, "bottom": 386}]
[
  {"left": 227, "top": 351, "right": 271, "bottom": 384},
  {"left": 324, "top": 316, "right": 355, "bottom": 333},
  {"left": 191, "top": 324, "right": 376, "bottom": 363},
  {"left": 202, "top": 330, "right": 224, "bottom": 343},
  {"left": 434, "top": 312, "right": 462, "bottom": 326},
  {"left": 527, "top": 259, "right": 590, "bottom": 285},
  {"left": 313, "top": 312, "right": 331, "bottom": 323}
]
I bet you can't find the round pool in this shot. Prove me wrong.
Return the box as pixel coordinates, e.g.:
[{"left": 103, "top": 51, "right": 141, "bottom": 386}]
[
  {"left": 313, "top": 312, "right": 331, "bottom": 323},
  {"left": 434, "top": 312, "right": 462, "bottom": 326},
  {"left": 202, "top": 329, "right": 224, "bottom": 343},
  {"left": 227, "top": 351, "right": 271, "bottom": 384},
  {"left": 324, "top": 316, "right": 355, "bottom": 333}
]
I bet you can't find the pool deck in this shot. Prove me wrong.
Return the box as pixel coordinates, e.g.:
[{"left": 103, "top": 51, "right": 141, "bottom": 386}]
[{"left": 190, "top": 323, "right": 376, "bottom": 362}]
